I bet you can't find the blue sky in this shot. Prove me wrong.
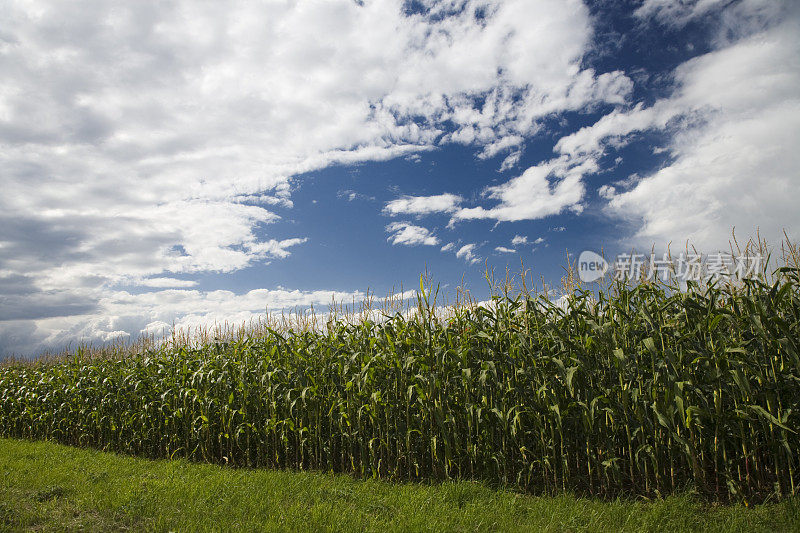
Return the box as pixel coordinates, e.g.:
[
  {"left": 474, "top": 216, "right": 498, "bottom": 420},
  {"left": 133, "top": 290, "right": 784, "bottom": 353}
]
[{"left": 1, "top": 0, "right": 798, "bottom": 356}]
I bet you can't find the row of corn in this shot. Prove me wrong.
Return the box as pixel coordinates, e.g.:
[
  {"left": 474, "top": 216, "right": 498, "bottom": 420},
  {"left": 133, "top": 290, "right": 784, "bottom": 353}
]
[{"left": 1, "top": 270, "right": 798, "bottom": 500}]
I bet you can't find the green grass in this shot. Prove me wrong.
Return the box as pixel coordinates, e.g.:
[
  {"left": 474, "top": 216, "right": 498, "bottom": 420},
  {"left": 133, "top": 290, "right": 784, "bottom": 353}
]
[{"left": 1, "top": 438, "right": 797, "bottom": 532}]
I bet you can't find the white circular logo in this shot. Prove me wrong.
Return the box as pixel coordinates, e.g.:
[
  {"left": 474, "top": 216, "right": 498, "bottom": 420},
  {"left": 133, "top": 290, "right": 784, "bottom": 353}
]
[{"left": 578, "top": 251, "right": 608, "bottom": 282}]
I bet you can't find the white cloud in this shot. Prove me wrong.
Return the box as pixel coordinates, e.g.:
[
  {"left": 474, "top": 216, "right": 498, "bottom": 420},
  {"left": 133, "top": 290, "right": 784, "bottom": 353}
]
[
  {"left": 428, "top": 1, "right": 798, "bottom": 247},
  {"left": 554, "top": 102, "right": 674, "bottom": 157},
  {"left": 478, "top": 135, "right": 525, "bottom": 160},
  {"left": 412, "top": 1, "right": 798, "bottom": 240},
  {"left": 247, "top": 238, "right": 309, "bottom": 259},
  {"left": 534, "top": 237, "right": 545, "bottom": 244},
  {"left": 499, "top": 150, "right": 522, "bottom": 171},
  {"left": 233, "top": 194, "right": 294, "bottom": 209},
  {"left": 511, "top": 235, "right": 528, "bottom": 246},
  {"left": 385, "top": 222, "right": 439, "bottom": 246},
  {"left": 383, "top": 193, "right": 463, "bottom": 216},
  {"left": 451, "top": 156, "right": 594, "bottom": 223},
  {"left": 455, "top": 243, "right": 482, "bottom": 265},
  {"left": 136, "top": 278, "right": 198, "bottom": 288},
  {"left": 635, "top": 0, "right": 782, "bottom": 34},
  {"left": 495, "top": 246, "right": 516, "bottom": 254},
  {"left": 338, "top": 189, "right": 375, "bottom": 202},
  {"left": 572, "top": 7, "right": 800, "bottom": 249},
  {"left": 634, "top": 0, "right": 731, "bottom": 25}
]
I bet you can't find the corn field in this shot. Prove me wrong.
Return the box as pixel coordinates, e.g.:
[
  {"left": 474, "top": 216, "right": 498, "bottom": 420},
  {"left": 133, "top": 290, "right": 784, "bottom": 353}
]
[{"left": 1, "top": 263, "right": 799, "bottom": 501}]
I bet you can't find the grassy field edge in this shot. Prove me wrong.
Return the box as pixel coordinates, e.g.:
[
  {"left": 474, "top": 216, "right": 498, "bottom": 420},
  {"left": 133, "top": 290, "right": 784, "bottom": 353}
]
[{"left": 1, "top": 438, "right": 798, "bottom": 532}]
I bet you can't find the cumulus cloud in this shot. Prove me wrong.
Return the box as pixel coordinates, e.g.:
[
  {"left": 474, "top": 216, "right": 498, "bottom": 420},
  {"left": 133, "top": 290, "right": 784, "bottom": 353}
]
[
  {"left": 570, "top": 3, "right": 800, "bottom": 249},
  {"left": 635, "top": 0, "right": 782, "bottom": 33},
  {"left": 634, "top": 0, "right": 731, "bottom": 25},
  {"left": 451, "top": 156, "right": 594, "bottom": 223},
  {"left": 385, "top": 222, "right": 439, "bottom": 246},
  {"left": 495, "top": 246, "right": 516, "bottom": 254},
  {"left": 455, "top": 243, "right": 482, "bottom": 265},
  {"left": 511, "top": 235, "right": 528, "bottom": 246},
  {"left": 412, "top": 0, "right": 798, "bottom": 247},
  {"left": 136, "top": 278, "right": 199, "bottom": 289},
  {"left": 437, "top": 0, "right": 799, "bottom": 246},
  {"left": 383, "top": 193, "right": 463, "bottom": 216},
  {"left": 247, "top": 238, "right": 309, "bottom": 259}
]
